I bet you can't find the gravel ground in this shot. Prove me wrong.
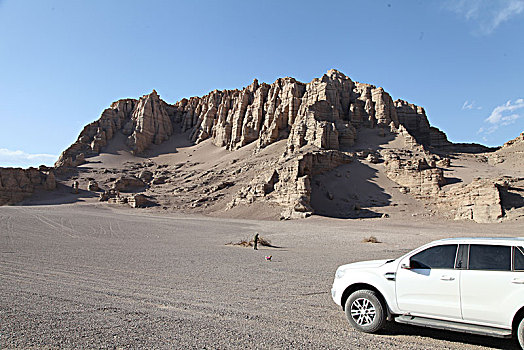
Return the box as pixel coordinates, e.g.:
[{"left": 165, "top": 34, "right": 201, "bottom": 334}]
[{"left": 0, "top": 204, "right": 521, "bottom": 349}]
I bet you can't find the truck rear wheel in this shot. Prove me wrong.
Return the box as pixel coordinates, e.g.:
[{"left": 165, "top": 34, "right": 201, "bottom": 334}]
[
  {"left": 518, "top": 316, "right": 524, "bottom": 349},
  {"left": 345, "top": 289, "right": 386, "bottom": 333}
]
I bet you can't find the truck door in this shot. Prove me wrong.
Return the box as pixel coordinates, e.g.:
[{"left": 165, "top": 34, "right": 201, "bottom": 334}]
[
  {"left": 396, "top": 244, "right": 462, "bottom": 319},
  {"left": 460, "top": 244, "right": 521, "bottom": 327}
]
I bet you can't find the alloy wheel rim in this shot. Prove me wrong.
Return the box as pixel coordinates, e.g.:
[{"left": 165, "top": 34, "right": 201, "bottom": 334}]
[{"left": 350, "top": 298, "right": 376, "bottom": 326}]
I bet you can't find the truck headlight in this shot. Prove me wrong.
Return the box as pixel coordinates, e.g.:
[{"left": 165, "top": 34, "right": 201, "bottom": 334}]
[{"left": 335, "top": 268, "right": 345, "bottom": 279}]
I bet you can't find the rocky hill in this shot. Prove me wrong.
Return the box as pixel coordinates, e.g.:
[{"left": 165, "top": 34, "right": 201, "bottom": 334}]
[
  {"left": 3, "top": 70, "right": 523, "bottom": 223},
  {"left": 56, "top": 70, "right": 454, "bottom": 167}
]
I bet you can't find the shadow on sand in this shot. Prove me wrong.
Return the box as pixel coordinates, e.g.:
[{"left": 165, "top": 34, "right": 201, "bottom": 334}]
[
  {"left": 441, "top": 168, "right": 462, "bottom": 186},
  {"left": 429, "top": 143, "right": 498, "bottom": 156},
  {"left": 309, "top": 129, "right": 397, "bottom": 219},
  {"left": 81, "top": 130, "right": 195, "bottom": 162},
  {"left": 21, "top": 183, "right": 98, "bottom": 206},
  {"left": 310, "top": 160, "right": 390, "bottom": 219}
]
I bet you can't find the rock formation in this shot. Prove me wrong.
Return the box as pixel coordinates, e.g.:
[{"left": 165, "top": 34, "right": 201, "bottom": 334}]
[
  {"left": 501, "top": 132, "right": 524, "bottom": 149},
  {"left": 55, "top": 70, "right": 446, "bottom": 167},
  {"left": 123, "top": 90, "right": 173, "bottom": 154},
  {"left": 128, "top": 194, "right": 155, "bottom": 208},
  {"left": 87, "top": 180, "right": 99, "bottom": 191},
  {"left": 56, "top": 99, "right": 136, "bottom": 167},
  {"left": 112, "top": 176, "right": 146, "bottom": 192},
  {"left": 55, "top": 91, "right": 173, "bottom": 166},
  {"left": 433, "top": 177, "right": 524, "bottom": 223},
  {"left": 46, "top": 69, "right": 523, "bottom": 223},
  {"left": 381, "top": 149, "right": 446, "bottom": 197},
  {"left": 229, "top": 149, "right": 353, "bottom": 218},
  {"left": 437, "top": 178, "right": 504, "bottom": 223},
  {"left": 0, "top": 168, "right": 56, "bottom": 205}
]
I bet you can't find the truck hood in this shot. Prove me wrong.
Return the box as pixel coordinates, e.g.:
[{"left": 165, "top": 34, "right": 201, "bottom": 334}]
[{"left": 338, "top": 259, "right": 392, "bottom": 270}]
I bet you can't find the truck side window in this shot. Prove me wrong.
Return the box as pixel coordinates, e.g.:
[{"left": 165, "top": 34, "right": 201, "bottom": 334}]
[
  {"left": 410, "top": 244, "right": 457, "bottom": 269},
  {"left": 514, "top": 246, "right": 524, "bottom": 271},
  {"left": 469, "top": 245, "right": 511, "bottom": 271}
]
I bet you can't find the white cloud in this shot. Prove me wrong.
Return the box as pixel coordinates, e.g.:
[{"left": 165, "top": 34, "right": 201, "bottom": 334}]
[
  {"left": 445, "top": 0, "right": 524, "bottom": 34},
  {"left": 477, "top": 125, "right": 499, "bottom": 135},
  {"left": 500, "top": 113, "right": 520, "bottom": 125},
  {"left": 478, "top": 98, "right": 524, "bottom": 136},
  {"left": 492, "top": 0, "right": 524, "bottom": 29},
  {"left": 0, "top": 148, "right": 57, "bottom": 168},
  {"left": 462, "top": 100, "right": 482, "bottom": 110},
  {"left": 485, "top": 98, "right": 524, "bottom": 124}
]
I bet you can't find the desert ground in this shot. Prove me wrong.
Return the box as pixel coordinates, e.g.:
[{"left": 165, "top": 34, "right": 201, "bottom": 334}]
[{"left": 1, "top": 203, "right": 522, "bottom": 349}]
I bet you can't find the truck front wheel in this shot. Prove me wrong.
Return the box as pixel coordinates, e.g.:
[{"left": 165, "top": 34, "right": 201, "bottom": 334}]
[{"left": 344, "top": 289, "right": 386, "bottom": 333}]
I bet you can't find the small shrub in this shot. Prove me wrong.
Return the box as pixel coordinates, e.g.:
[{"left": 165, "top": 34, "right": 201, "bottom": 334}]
[
  {"left": 225, "top": 239, "right": 252, "bottom": 247},
  {"left": 226, "top": 236, "right": 274, "bottom": 247},
  {"left": 257, "top": 237, "right": 272, "bottom": 247},
  {"left": 362, "top": 236, "right": 380, "bottom": 243}
]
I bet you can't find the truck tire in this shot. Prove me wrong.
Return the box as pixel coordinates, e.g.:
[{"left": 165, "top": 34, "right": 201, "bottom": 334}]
[
  {"left": 518, "top": 317, "right": 524, "bottom": 350},
  {"left": 345, "top": 289, "right": 386, "bottom": 333}
]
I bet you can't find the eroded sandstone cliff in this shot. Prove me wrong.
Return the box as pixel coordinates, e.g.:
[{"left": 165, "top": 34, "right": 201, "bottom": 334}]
[
  {"left": 48, "top": 69, "right": 523, "bottom": 223},
  {"left": 56, "top": 70, "right": 446, "bottom": 167}
]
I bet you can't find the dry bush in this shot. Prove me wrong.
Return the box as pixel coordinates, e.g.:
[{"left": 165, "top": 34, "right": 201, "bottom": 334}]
[
  {"left": 226, "top": 236, "right": 273, "bottom": 247},
  {"left": 257, "top": 237, "right": 272, "bottom": 246},
  {"left": 362, "top": 236, "right": 381, "bottom": 243},
  {"left": 225, "top": 239, "right": 252, "bottom": 247}
]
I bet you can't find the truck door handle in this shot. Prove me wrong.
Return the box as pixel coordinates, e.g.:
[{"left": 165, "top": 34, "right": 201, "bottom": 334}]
[
  {"left": 440, "top": 275, "right": 455, "bottom": 281},
  {"left": 512, "top": 279, "right": 524, "bottom": 284}
]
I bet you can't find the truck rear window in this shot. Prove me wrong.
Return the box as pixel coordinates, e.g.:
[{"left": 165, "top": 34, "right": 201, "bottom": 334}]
[{"left": 469, "top": 245, "right": 511, "bottom": 271}]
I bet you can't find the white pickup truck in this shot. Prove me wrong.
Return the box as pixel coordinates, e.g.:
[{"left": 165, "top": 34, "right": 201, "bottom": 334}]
[{"left": 331, "top": 237, "right": 524, "bottom": 348}]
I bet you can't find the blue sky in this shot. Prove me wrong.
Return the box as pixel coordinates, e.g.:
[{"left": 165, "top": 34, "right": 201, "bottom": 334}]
[{"left": 1, "top": 0, "right": 523, "bottom": 167}]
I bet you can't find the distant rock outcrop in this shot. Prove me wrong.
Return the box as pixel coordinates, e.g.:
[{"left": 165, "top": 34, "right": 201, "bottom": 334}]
[
  {"left": 489, "top": 131, "right": 524, "bottom": 166},
  {"left": 438, "top": 178, "right": 505, "bottom": 223},
  {"left": 112, "top": 176, "right": 146, "bottom": 192},
  {"left": 229, "top": 149, "right": 353, "bottom": 218},
  {"left": 382, "top": 149, "right": 446, "bottom": 197},
  {"left": 501, "top": 132, "right": 524, "bottom": 149},
  {"left": 0, "top": 168, "right": 56, "bottom": 205},
  {"left": 123, "top": 90, "right": 173, "bottom": 154},
  {"left": 55, "top": 91, "right": 173, "bottom": 166},
  {"left": 128, "top": 193, "right": 155, "bottom": 208},
  {"left": 55, "top": 70, "right": 445, "bottom": 167},
  {"left": 435, "top": 177, "right": 524, "bottom": 223}
]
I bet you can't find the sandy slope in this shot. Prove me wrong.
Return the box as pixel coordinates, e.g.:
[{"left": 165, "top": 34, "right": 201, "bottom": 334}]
[{"left": 23, "top": 125, "right": 523, "bottom": 224}]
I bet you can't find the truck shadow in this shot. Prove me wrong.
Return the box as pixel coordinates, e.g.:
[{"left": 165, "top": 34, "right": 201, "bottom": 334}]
[{"left": 381, "top": 322, "right": 519, "bottom": 349}]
